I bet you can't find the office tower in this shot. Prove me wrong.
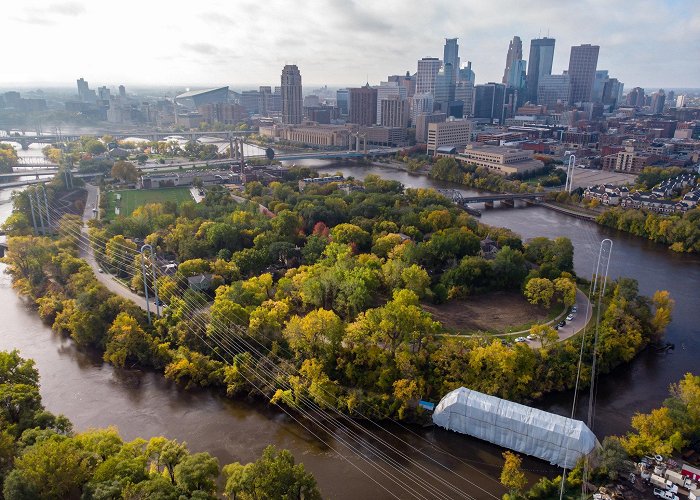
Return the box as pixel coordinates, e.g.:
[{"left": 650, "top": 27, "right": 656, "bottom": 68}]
[
  {"left": 77, "top": 77, "right": 96, "bottom": 102},
  {"left": 537, "top": 74, "right": 570, "bottom": 107},
  {"left": 118, "top": 85, "right": 126, "bottom": 98},
  {"left": 377, "top": 81, "right": 407, "bottom": 124},
  {"left": 455, "top": 81, "right": 475, "bottom": 116},
  {"left": 336, "top": 89, "right": 349, "bottom": 116},
  {"left": 410, "top": 93, "right": 434, "bottom": 123},
  {"left": 505, "top": 59, "right": 527, "bottom": 90},
  {"left": 348, "top": 84, "right": 377, "bottom": 126},
  {"left": 651, "top": 89, "right": 666, "bottom": 114},
  {"left": 458, "top": 61, "right": 475, "bottom": 83},
  {"left": 416, "top": 57, "right": 441, "bottom": 95},
  {"left": 676, "top": 95, "right": 687, "bottom": 108},
  {"left": 388, "top": 72, "right": 415, "bottom": 98},
  {"left": 567, "top": 44, "right": 599, "bottom": 104},
  {"left": 380, "top": 96, "right": 409, "bottom": 128},
  {"left": 443, "top": 38, "right": 460, "bottom": 79},
  {"left": 626, "top": 87, "right": 645, "bottom": 107},
  {"left": 281, "top": 64, "right": 303, "bottom": 124},
  {"left": 98, "top": 86, "right": 111, "bottom": 101},
  {"left": 241, "top": 90, "right": 261, "bottom": 114},
  {"left": 666, "top": 90, "right": 675, "bottom": 108},
  {"left": 258, "top": 86, "right": 272, "bottom": 116},
  {"left": 602, "top": 78, "right": 623, "bottom": 109},
  {"left": 474, "top": 83, "right": 506, "bottom": 124},
  {"left": 434, "top": 63, "right": 456, "bottom": 113},
  {"left": 591, "top": 70, "right": 609, "bottom": 103},
  {"left": 502, "top": 36, "right": 523, "bottom": 85},
  {"left": 526, "top": 37, "right": 555, "bottom": 103},
  {"left": 426, "top": 119, "right": 473, "bottom": 155}
]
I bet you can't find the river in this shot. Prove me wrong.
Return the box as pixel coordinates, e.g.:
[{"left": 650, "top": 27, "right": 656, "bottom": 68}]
[{"left": 1, "top": 160, "right": 698, "bottom": 498}]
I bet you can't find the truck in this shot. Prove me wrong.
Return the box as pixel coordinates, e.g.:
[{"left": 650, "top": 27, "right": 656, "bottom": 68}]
[
  {"left": 666, "top": 469, "right": 697, "bottom": 490},
  {"left": 650, "top": 474, "right": 678, "bottom": 492},
  {"left": 653, "top": 489, "right": 679, "bottom": 500}
]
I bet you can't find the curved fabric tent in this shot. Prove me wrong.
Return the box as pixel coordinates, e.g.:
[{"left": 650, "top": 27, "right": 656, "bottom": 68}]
[{"left": 432, "top": 387, "right": 598, "bottom": 468}]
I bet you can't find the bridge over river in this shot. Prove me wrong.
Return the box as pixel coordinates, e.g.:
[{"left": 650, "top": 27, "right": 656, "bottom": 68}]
[{"left": 438, "top": 189, "right": 545, "bottom": 211}]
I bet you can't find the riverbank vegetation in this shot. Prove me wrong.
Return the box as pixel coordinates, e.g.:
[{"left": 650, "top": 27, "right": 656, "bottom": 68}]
[
  {"left": 505, "top": 372, "right": 700, "bottom": 499},
  {"left": 429, "top": 157, "right": 545, "bottom": 193},
  {"left": 0, "top": 350, "right": 320, "bottom": 499},
  {"left": 1, "top": 173, "right": 674, "bottom": 422}
]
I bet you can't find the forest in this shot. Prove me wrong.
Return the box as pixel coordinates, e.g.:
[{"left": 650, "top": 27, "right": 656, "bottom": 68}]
[{"left": 1, "top": 171, "right": 673, "bottom": 422}]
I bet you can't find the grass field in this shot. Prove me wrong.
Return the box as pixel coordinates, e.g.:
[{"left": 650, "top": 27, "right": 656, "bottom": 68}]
[{"left": 105, "top": 187, "right": 193, "bottom": 219}]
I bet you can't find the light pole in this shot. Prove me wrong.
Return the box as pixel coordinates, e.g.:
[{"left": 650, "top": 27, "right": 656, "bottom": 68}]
[{"left": 565, "top": 154, "right": 576, "bottom": 193}]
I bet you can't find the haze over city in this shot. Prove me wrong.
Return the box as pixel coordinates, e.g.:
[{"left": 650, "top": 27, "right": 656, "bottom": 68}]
[{"left": 3, "top": 0, "right": 699, "bottom": 88}]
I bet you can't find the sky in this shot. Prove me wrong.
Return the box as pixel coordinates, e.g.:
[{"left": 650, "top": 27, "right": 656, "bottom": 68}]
[{"left": 2, "top": 0, "right": 699, "bottom": 91}]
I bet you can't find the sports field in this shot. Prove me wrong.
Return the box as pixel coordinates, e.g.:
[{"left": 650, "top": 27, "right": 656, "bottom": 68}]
[{"left": 106, "top": 187, "right": 193, "bottom": 219}]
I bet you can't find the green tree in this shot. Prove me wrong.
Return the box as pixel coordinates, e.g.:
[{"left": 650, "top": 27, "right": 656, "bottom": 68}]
[
  {"left": 529, "top": 323, "right": 559, "bottom": 349},
  {"left": 283, "top": 308, "right": 344, "bottom": 364},
  {"left": 111, "top": 160, "right": 139, "bottom": 182},
  {"left": 173, "top": 452, "right": 219, "bottom": 497},
  {"left": 104, "top": 313, "right": 153, "bottom": 368},
  {"left": 553, "top": 277, "right": 577, "bottom": 308}
]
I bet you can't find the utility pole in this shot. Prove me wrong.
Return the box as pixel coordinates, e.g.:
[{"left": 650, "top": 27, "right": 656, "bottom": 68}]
[
  {"left": 34, "top": 188, "right": 45, "bottom": 235},
  {"left": 41, "top": 184, "right": 50, "bottom": 231},
  {"left": 28, "top": 192, "right": 38, "bottom": 235}
]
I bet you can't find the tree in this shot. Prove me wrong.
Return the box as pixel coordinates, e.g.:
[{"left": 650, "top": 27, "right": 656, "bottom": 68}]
[
  {"left": 330, "top": 223, "right": 371, "bottom": 250},
  {"left": 173, "top": 452, "right": 219, "bottom": 496},
  {"left": 111, "top": 160, "right": 139, "bottom": 182},
  {"left": 553, "top": 277, "right": 577, "bottom": 308},
  {"left": 105, "top": 235, "right": 137, "bottom": 277},
  {"left": 222, "top": 446, "right": 321, "bottom": 500},
  {"left": 283, "top": 308, "right": 344, "bottom": 364},
  {"left": 146, "top": 437, "right": 189, "bottom": 484},
  {"left": 524, "top": 278, "right": 554, "bottom": 308},
  {"left": 650, "top": 290, "right": 674, "bottom": 340},
  {"left": 597, "top": 436, "right": 629, "bottom": 481},
  {"left": 500, "top": 451, "right": 527, "bottom": 495},
  {"left": 104, "top": 313, "right": 153, "bottom": 368},
  {"left": 529, "top": 323, "right": 559, "bottom": 349}
]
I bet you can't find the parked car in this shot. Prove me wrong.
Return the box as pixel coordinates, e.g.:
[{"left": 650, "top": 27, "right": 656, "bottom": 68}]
[
  {"left": 558, "top": 320, "right": 566, "bottom": 327},
  {"left": 526, "top": 334, "right": 537, "bottom": 341},
  {"left": 566, "top": 314, "right": 575, "bottom": 321},
  {"left": 653, "top": 489, "right": 679, "bottom": 500},
  {"left": 571, "top": 306, "right": 577, "bottom": 313},
  {"left": 514, "top": 337, "right": 527, "bottom": 343}
]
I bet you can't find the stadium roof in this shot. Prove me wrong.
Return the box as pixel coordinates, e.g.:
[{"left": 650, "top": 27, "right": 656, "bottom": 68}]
[
  {"left": 175, "top": 87, "right": 229, "bottom": 99},
  {"left": 432, "top": 387, "right": 598, "bottom": 468}
]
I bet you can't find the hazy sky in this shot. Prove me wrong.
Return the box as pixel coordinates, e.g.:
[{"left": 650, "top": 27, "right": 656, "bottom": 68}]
[{"left": 2, "top": 0, "right": 699, "bottom": 90}]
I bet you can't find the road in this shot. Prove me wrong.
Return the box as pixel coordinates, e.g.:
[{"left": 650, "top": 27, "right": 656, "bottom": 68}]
[{"left": 81, "top": 184, "right": 150, "bottom": 312}]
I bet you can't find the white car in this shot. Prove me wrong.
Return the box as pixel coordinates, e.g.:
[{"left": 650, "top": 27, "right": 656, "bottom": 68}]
[
  {"left": 571, "top": 306, "right": 578, "bottom": 313},
  {"left": 653, "top": 489, "right": 679, "bottom": 500},
  {"left": 566, "top": 314, "right": 575, "bottom": 321},
  {"left": 514, "top": 337, "right": 527, "bottom": 343},
  {"left": 526, "top": 334, "right": 537, "bottom": 341}
]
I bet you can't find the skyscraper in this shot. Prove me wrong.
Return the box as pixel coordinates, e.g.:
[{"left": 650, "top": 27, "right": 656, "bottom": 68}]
[
  {"left": 416, "top": 57, "right": 441, "bottom": 95},
  {"left": 502, "top": 36, "right": 523, "bottom": 85},
  {"left": 474, "top": 83, "right": 506, "bottom": 124},
  {"left": 651, "top": 89, "right": 666, "bottom": 114},
  {"left": 626, "top": 87, "right": 645, "bottom": 107},
  {"left": 377, "top": 81, "right": 406, "bottom": 125},
  {"left": 455, "top": 81, "right": 475, "bottom": 116},
  {"left": 567, "top": 44, "right": 599, "bottom": 104},
  {"left": 434, "top": 63, "right": 455, "bottom": 113},
  {"left": 537, "top": 74, "right": 570, "bottom": 108},
  {"left": 336, "top": 89, "right": 349, "bottom": 116},
  {"left": 458, "top": 61, "right": 475, "bottom": 84},
  {"left": 380, "top": 96, "right": 409, "bottom": 128},
  {"left": 281, "top": 64, "right": 303, "bottom": 124},
  {"left": 349, "top": 84, "right": 377, "bottom": 126},
  {"left": 443, "top": 38, "right": 460, "bottom": 80},
  {"left": 526, "top": 37, "right": 555, "bottom": 104}
]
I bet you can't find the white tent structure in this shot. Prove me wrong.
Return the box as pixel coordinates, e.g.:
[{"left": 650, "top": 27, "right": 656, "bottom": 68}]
[{"left": 432, "top": 387, "right": 598, "bottom": 469}]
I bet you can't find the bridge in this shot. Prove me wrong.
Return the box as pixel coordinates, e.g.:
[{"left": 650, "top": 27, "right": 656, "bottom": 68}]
[
  {"left": 0, "top": 130, "right": 254, "bottom": 149},
  {"left": 438, "top": 189, "right": 544, "bottom": 210}
]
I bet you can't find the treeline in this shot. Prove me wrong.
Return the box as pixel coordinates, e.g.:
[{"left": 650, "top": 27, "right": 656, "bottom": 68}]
[
  {"left": 0, "top": 350, "right": 320, "bottom": 499},
  {"left": 429, "top": 157, "right": 545, "bottom": 193},
  {"left": 2, "top": 172, "right": 673, "bottom": 420},
  {"left": 508, "top": 372, "right": 700, "bottom": 499},
  {"left": 597, "top": 206, "right": 700, "bottom": 253}
]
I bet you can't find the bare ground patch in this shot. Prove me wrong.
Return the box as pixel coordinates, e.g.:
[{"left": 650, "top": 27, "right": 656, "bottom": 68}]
[{"left": 422, "top": 291, "right": 555, "bottom": 334}]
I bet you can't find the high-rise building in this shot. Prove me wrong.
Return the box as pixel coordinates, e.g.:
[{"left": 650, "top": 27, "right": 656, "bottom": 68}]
[
  {"left": 502, "top": 36, "right": 523, "bottom": 85},
  {"left": 281, "top": 64, "right": 303, "bottom": 124},
  {"left": 410, "top": 93, "right": 435, "bottom": 123},
  {"left": 505, "top": 59, "right": 527, "bottom": 90},
  {"left": 98, "top": 86, "right": 111, "bottom": 101},
  {"left": 591, "top": 70, "right": 609, "bottom": 103},
  {"left": 380, "top": 96, "right": 409, "bottom": 128},
  {"left": 118, "top": 85, "right": 126, "bottom": 98},
  {"left": 416, "top": 57, "right": 441, "bottom": 95},
  {"left": 651, "top": 89, "right": 666, "bottom": 114},
  {"left": 377, "top": 81, "right": 407, "bottom": 125},
  {"left": 443, "top": 38, "right": 460, "bottom": 80},
  {"left": 388, "top": 72, "right": 415, "bottom": 98},
  {"left": 537, "top": 74, "right": 570, "bottom": 108},
  {"left": 458, "top": 61, "right": 475, "bottom": 83},
  {"left": 602, "top": 78, "right": 623, "bottom": 109},
  {"left": 336, "top": 89, "right": 349, "bottom": 116},
  {"left": 434, "top": 63, "right": 456, "bottom": 113},
  {"left": 415, "top": 112, "right": 446, "bottom": 143},
  {"left": 676, "top": 95, "right": 687, "bottom": 108},
  {"left": 241, "top": 90, "right": 261, "bottom": 114},
  {"left": 455, "top": 81, "right": 475, "bottom": 117},
  {"left": 76, "top": 77, "right": 96, "bottom": 102},
  {"left": 474, "top": 83, "right": 506, "bottom": 124},
  {"left": 526, "top": 37, "right": 555, "bottom": 104},
  {"left": 348, "top": 84, "right": 377, "bottom": 126},
  {"left": 258, "top": 86, "right": 272, "bottom": 116},
  {"left": 567, "top": 44, "right": 599, "bottom": 104},
  {"left": 626, "top": 87, "right": 645, "bottom": 107},
  {"left": 426, "top": 119, "right": 473, "bottom": 155}
]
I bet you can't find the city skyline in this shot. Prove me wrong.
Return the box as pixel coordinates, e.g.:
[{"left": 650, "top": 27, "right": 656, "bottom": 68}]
[{"left": 2, "top": 0, "right": 699, "bottom": 89}]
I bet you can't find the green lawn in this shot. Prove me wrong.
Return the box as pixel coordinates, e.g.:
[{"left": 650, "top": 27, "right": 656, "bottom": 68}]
[{"left": 105, "top": 187, "right": 193, "bottom": 220}]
